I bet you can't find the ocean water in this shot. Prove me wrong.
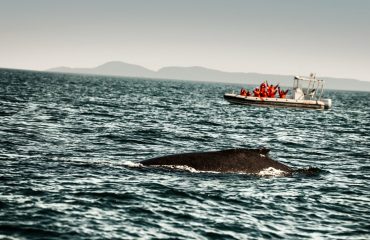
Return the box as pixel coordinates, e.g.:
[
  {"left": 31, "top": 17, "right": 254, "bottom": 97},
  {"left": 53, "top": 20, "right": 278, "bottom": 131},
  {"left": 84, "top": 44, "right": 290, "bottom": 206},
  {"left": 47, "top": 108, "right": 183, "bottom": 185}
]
[{"left": 0, "top": 69, "right": 369, "bottom": 239}]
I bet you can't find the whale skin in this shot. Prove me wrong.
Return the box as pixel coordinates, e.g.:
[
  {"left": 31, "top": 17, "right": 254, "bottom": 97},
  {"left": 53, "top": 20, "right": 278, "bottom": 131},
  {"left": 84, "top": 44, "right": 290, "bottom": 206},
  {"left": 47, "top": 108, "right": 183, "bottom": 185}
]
[{"left": 140, "top": 148, "right": 294, "bottom": 174}]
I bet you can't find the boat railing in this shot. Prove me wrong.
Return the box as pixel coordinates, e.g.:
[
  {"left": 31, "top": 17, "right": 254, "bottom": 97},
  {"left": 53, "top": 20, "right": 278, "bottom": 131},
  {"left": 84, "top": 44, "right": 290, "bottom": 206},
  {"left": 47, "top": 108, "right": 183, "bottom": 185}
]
[{"left": 293, "top": 74, "right": 324, "bottom": 100}]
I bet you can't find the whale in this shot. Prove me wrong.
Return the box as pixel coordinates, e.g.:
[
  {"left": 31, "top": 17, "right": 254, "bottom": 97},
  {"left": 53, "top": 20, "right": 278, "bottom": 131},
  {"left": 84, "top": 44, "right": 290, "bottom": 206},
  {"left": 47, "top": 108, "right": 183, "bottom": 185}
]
[{"left": 140, "top": 148, "right": 299, "bottom": 175}]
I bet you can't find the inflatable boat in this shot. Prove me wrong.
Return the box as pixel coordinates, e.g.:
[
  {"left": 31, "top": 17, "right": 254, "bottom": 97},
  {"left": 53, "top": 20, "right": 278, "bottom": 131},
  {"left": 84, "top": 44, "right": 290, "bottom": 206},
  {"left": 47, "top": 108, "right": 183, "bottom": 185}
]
[{"left": 224, "top": 74, "right": 332, "bottom": 110}]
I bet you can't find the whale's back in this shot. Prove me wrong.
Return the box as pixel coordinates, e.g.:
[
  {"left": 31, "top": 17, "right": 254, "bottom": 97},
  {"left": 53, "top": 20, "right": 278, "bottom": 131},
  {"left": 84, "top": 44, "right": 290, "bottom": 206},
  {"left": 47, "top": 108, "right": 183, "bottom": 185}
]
[{"left": 140, "top": 148, "right": 292, "bottom": 173}]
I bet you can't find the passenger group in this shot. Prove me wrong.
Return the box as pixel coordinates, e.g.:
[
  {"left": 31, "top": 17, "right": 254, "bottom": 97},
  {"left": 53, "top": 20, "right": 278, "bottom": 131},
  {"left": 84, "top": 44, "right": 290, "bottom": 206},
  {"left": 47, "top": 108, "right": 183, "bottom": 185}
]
[{"left": 240, "top": 81, "right": 289, "bottom": 99}]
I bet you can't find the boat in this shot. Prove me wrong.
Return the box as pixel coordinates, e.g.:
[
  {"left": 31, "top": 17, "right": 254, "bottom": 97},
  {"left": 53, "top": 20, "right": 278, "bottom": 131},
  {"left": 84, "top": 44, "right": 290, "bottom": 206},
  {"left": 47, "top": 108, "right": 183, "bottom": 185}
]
[{"left": 224, "top": 74, "right": 332, "bottom": 110}]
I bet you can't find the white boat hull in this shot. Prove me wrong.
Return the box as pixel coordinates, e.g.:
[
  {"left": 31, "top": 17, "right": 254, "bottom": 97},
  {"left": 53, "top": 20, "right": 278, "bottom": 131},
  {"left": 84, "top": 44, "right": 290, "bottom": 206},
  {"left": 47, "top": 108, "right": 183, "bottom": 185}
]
[{"left": 224, "top": 93, "right": 329, "bottom": 110}]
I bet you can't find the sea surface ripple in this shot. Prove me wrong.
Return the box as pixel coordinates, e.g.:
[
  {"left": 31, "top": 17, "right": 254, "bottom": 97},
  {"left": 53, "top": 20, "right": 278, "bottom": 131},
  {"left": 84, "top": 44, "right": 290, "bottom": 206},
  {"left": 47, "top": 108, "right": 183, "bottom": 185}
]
[{"left": 0, "top": 69, "right": 369, "bottom": 239}]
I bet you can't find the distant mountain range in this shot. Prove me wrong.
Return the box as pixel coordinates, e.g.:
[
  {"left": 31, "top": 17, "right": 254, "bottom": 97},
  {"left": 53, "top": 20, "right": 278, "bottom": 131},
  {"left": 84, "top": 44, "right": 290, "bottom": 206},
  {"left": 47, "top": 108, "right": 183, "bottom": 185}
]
[{"left": 48, "top": 61, "right": 370, "bottom": 91}]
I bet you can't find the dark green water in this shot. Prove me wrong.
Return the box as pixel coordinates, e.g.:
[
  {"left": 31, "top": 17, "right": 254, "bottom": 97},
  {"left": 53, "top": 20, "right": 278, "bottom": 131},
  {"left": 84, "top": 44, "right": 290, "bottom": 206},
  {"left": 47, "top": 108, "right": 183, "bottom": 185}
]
[{"left": 0, "top": 69, "right": 369, "bottom": 239}]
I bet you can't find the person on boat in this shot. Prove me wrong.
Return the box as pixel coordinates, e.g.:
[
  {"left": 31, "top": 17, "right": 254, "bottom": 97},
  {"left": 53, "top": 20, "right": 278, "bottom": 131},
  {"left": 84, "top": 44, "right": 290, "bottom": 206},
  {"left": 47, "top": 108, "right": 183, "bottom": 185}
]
[
  {"left": 240, "top": 88, "right": 251, "bottom": 97},
  {"left": 278, "top": 87, "right": 289, "bottom": 98},
  {"left": 240, "top": 88, "right": 247, "bottom": 96},
  {"left": 259, "top": 83, "right": 267, "bottom": 98},
  {"left": 267, "top": 85, "right": 274, "bottom": 98},
  {"left": 260, "top": 82, "right": 266, "bottom": 89},
  {"left": 253, "top": 87, "right": 260, "bottom": 97},
  {"left": 267, "top": 84, "right": 278, "bottom": 98}
]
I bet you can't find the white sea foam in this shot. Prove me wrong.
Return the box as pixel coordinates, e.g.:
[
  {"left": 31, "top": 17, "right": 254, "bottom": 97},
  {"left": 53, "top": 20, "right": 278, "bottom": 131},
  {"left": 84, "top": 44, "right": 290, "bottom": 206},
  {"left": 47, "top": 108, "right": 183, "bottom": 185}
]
[
  {"left": 117, "top": 161, "right": 144, "bottom": 168},
  {"left": 152, "top": 165, "right": 199, "bottom": 173},
  {"left": 152, "top": 165, "right": 220, "bottom": 174},
  {"left": 0, "top": 234, "right": 20, "bottom": 240},
  {"left": 257, "top": 167, "right": 287, "bottom": 177}
]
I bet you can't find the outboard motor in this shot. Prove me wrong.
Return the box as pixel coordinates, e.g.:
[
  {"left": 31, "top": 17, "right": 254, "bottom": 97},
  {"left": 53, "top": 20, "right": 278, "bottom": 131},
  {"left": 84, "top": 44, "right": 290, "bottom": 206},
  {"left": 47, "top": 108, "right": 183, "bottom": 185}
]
[{"left": 321, "top": 99, "right": 332, "bottom": 109}]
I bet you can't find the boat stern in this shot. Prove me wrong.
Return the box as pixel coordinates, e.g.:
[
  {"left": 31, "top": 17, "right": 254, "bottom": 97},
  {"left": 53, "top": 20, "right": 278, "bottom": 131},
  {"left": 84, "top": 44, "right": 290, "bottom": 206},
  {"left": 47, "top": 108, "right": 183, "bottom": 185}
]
[{"left": 321, "top": 99, "right": 332, "bottom": 109}]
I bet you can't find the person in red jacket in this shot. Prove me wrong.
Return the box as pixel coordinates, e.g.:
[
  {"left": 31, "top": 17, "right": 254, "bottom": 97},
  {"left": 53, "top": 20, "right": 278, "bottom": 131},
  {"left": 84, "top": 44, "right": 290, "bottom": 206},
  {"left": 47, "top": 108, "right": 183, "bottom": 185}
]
[
  {"left": 259, "top": 83, "right": 267, "bottom": 98},
  {"left": 240, "top": 88, "right": 247, "bottom": 96},
  {"left": 240, "top": 88, "right": 251, "bottom": 97},
  {"left": 278, "top": 87, "right": 289, "bottom": 98},
  {"left": 267, "top": 84, "right": 278, "bottom": 98},
  {"left": 253, "top": 87, "right": 260, "bottom": 97}
]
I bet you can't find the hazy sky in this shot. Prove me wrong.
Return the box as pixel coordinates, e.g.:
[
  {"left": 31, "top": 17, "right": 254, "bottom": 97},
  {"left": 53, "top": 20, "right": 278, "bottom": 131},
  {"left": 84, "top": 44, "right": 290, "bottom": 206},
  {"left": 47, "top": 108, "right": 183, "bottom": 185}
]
[{"left": 1, "top": 0, "right": 370, "bottom": 80}]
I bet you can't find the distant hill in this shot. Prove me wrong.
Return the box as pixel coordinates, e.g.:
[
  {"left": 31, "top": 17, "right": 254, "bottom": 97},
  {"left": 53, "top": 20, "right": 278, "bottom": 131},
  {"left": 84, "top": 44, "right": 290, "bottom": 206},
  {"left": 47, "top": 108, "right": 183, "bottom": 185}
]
[
  {"left": 48, "top": 61, "right": 156, "bottom": 78},
  {"left": 48, "top": 61, "right": 370, "bottom": 91}
]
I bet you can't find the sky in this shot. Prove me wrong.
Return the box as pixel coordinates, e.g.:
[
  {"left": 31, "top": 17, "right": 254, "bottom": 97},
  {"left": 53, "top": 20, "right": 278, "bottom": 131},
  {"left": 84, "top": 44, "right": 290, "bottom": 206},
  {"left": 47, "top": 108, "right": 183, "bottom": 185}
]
[{"left": 1, "top": 0, "right": 370, "bottom": 81}]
